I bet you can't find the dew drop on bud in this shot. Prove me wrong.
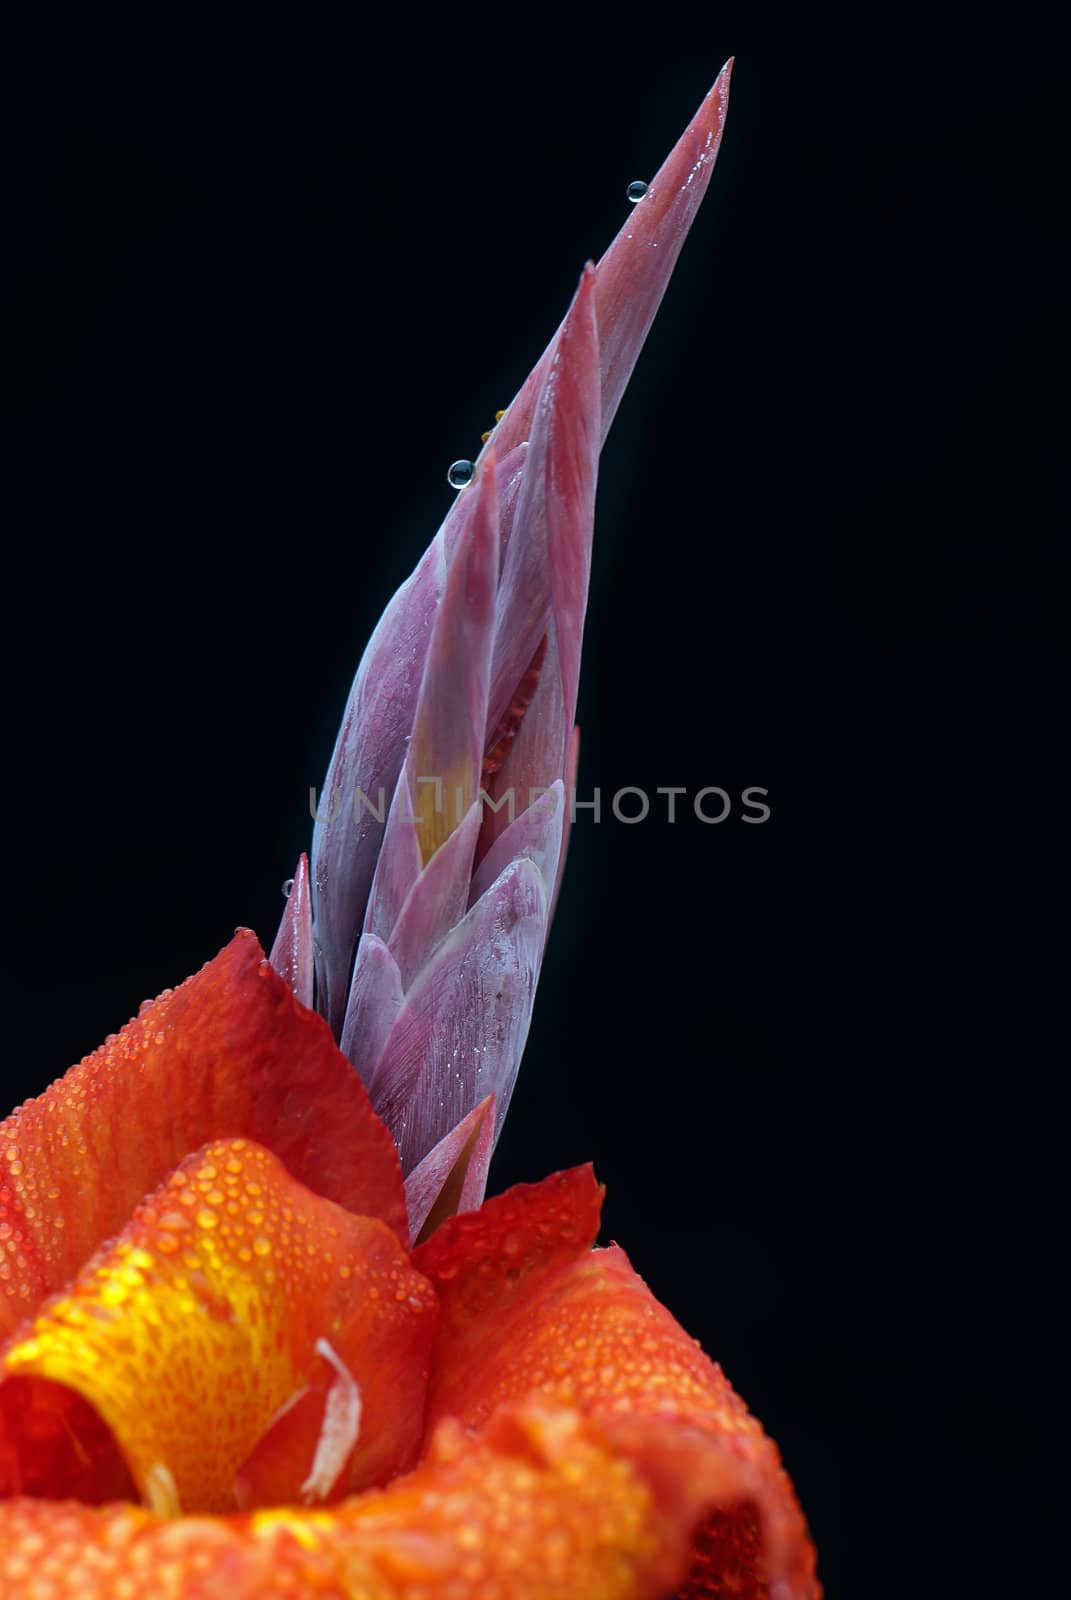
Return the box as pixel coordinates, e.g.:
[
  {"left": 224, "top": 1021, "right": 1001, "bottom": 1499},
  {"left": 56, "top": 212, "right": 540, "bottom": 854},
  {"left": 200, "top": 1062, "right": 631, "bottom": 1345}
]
[
  {"left": 447, "top": 459, "right": 474, "bottom": 490},
  {"left": 281, "top": 878, "right": 294, "bottom": 899},
  {"left": 627, "top": 180, "right": 648, "bottom": 203}
]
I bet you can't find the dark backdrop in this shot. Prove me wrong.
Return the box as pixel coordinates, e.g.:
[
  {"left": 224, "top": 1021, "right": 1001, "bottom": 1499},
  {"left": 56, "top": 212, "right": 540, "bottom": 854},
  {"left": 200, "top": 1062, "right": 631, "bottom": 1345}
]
[{"left": 2, "top": 5, "right": 1063, "bottom": 1596}]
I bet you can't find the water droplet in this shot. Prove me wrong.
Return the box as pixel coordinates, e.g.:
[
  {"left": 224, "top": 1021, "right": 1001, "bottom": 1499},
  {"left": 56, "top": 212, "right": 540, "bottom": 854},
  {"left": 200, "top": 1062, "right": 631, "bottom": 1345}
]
[
  {"left": 281, "top": 878, "right": 294, "bottom": 899},
  {"left": 627, "top": 180, "right": 648, "bottom": 203},
  {"left": 447, "top": 459, "right": 474, "bottom": 490}
]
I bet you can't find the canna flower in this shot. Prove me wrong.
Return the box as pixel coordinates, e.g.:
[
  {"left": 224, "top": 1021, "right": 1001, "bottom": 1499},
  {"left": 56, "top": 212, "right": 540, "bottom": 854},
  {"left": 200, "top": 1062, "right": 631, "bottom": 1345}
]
[
  {"left": 0, "top": 62, "right": 821, "bottom": 1599},
  {"left": 0, "top": 937, "right": 818, "bottom": 1597}
]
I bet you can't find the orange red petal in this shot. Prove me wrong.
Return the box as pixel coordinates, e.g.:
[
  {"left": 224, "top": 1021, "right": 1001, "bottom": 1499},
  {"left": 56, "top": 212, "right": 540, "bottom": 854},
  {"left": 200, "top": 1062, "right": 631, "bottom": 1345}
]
[
  {"left": 0, "top": 1401, "right": 758, "bottom": 1599},
  {"left": 0, "top": 1159, "right": 818, "bottom": 1596},
  {"left": 0, "top": 1139, "right": 436, "bottom": 1515},
  {"left": 411, "top": 1162, "right": 604, "bottom": 1332},
  {"left": 0, "top": 932, "right": 407, "bottom": 1334},
  {"left": 0, "top": 1018, "right": 818, "bottom": 1595},
  {"left": 416, "top": 1167, "right": 820, "bottom": 1598}
]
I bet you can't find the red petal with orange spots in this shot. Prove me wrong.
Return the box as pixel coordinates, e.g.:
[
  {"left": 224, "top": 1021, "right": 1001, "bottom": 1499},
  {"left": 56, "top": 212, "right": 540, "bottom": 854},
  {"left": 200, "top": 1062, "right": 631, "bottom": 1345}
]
[
  {"left": 411, "top": 1162, "right": 605, "bottom": 1330},
  {"left": 416, "top": 1168, "right": 820, "bottom": 1599},
  {"left": 0, "top": 1139, "right": 436, "bottom": 1515},
  {"left": 0, "top": 932, "right": 407, "bottom": 1334}
]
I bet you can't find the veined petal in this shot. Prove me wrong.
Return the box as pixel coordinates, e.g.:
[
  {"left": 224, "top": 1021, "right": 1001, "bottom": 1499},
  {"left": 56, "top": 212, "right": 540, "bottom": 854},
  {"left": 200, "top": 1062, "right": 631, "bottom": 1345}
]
[
  {"left": 468, "top": 780, "right": 564, "bottom": 908},
  {"left": 339, "top": 934, "right": 404, "bottom": 1086},
  {"left": 386, "top": 803, "right": 482, "bottom": 989},
  {"left": 370, "top": 859, "right": 548, "bottom": 1172},
  {"left": 403, "top": 1093, "right": 496, "bottom": 1245},
  {"left": 0, "top": 934, "right": 407, "bottom": 1336},
  {"left": 0, "top": 1139, "right": 437, "bottom": 1515},
  {"left": 344, "top": 801, "right": 486, "bottom": 1082}
]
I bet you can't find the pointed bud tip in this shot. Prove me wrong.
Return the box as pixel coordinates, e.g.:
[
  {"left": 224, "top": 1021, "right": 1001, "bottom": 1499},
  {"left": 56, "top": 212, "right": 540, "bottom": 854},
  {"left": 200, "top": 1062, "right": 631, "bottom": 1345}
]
[
  {"left": 707, "top": 58, "right": 734, "bottom": 120},
  {"left": 693, "top": 59, "right": 733, "bottom": 137},
  {"left": 574, "top": 259, "right": 598, "bottom": 306}
]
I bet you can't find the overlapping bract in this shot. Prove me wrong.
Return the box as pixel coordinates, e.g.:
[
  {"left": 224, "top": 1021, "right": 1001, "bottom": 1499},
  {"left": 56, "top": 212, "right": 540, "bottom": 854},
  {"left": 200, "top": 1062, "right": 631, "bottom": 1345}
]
[{"left": 299, "top": 65, "right": 734, "bottom": 1216}]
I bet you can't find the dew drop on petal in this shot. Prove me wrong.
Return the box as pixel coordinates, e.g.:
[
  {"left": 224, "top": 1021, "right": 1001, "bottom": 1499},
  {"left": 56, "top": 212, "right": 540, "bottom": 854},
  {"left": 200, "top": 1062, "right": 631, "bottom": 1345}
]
[
  {"left": 281, "top": 878, "right": 294, "bottom": 899},
  {"left": 447, "top": 459, "right": 474, "bottom": 490},
  {"left": 627, "top": 179, "right": 648, "bottom": 203}
]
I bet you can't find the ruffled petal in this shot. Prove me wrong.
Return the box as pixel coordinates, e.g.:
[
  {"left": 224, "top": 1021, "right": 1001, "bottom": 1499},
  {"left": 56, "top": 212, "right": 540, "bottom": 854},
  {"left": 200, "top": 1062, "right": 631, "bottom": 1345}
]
[
  {"left": 411, "top": 1163, "right": 604, "bottom": 1328},
  {"left": 0, "top": 932, "right": 407, "bottom": 1332},
  {"left": 415, "top": 1168, "right": 819, "bottom": 1599},
  {"left": 0, "top": 1139, "right": 436, "bottom": 1515},
  {"left": 0, "top": 1162, "right": 816, "bottom": 1596},
  {"left": 0, "top": 1400, "right": 767, "bottom": 1599}
]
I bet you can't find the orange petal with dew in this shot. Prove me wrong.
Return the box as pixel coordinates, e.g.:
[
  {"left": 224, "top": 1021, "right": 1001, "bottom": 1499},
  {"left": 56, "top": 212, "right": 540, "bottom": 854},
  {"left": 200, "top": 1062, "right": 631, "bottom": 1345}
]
[
  {"left": 0, "top": 1138, "right": 437, "bottom": 1515},
  {"left": 0, "top": 931, "right": 407, "bottom": 1333},
  {"left": 411, "top": 1162, "right": 604, "bottom": 1318},
  {"left": 0, "top": 1400, "right": 780, "bottom": 1599},
  {"left": 415, "top": 1168, "right": 820, "bottom": 1599}
]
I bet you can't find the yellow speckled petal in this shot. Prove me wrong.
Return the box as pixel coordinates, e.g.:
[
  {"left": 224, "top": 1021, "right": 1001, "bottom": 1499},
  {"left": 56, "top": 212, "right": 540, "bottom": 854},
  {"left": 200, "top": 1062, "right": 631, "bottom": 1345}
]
[
  {"left": 0, "top": 933, "right": 408, "bottom": 1338},
  {"left": 0, "top": 1139, "right": 437, "bottom": 1515}
]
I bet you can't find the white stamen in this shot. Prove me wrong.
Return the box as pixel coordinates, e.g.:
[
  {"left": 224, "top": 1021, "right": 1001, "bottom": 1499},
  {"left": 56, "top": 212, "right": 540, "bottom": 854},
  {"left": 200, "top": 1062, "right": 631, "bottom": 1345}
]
[
  {"left": 144, "top": 1461, "right": 182, "bottom": 1518},
  {"left": 299, "top": 1337, "right": 362, "bottom": 1504}
]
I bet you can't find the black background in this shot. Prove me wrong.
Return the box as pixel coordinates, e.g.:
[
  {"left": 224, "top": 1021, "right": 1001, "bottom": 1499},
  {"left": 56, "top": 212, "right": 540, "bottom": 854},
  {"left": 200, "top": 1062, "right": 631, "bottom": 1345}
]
[{"left": 1, "top": 5, "right": 1063, "bottom": 1596}]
